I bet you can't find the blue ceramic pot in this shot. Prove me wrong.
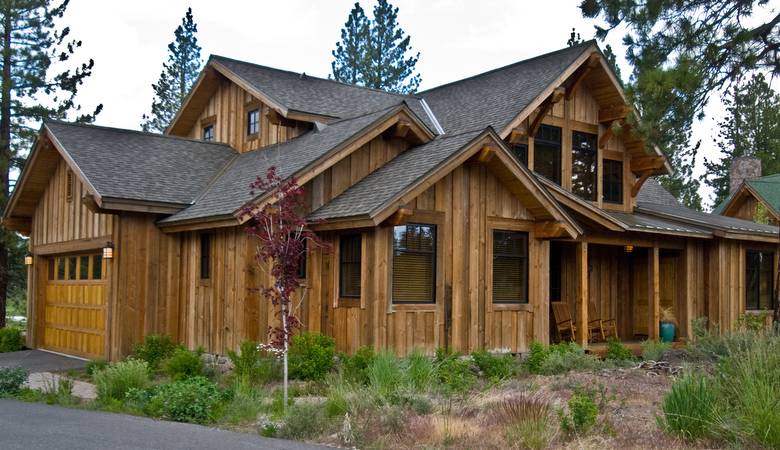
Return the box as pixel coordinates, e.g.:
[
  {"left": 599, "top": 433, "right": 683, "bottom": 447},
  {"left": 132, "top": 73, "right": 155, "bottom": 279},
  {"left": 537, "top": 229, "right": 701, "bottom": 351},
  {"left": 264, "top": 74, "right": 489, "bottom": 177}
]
[{"left": 659, "top": 322, "right": 675, "bottom": 343}]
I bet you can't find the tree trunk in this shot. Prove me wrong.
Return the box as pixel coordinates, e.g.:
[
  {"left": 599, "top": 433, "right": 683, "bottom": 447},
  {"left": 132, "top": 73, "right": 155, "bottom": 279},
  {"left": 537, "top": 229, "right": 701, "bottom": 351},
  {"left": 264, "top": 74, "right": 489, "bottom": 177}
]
[{"left": 0, "top": 13, "right": 13, "bottom": 328}]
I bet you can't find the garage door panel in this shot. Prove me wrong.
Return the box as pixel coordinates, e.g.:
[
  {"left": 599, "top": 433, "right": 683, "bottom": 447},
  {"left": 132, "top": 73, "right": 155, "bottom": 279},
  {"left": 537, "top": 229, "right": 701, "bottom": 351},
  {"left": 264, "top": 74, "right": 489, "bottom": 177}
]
[{"left": 42, "top": 253, "right": 107, "bottom": 359}]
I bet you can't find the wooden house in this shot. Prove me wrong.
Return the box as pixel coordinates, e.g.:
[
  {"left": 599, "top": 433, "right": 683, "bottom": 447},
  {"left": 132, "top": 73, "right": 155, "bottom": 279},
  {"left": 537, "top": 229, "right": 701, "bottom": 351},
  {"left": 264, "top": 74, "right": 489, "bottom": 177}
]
[{"left": 4, "top": 41, "right": 778, "bottom": 360}]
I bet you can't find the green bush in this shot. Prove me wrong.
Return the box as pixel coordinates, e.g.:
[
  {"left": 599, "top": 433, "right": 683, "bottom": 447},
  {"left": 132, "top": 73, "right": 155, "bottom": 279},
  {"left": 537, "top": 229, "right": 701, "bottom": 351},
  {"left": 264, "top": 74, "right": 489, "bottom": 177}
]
[
  {"left": 277, "top": 403, "right": 332, "bottom": 440},
  {"left": 605, "top": 338, "right": 633, "bottom": 361},
  {"left": 228, "top": 341, "right": 280, "bottom": 385},
  {"left": 500, "top": 394, "right": 557, "bottom": 448},
  {"left": 0, "top": 327, "right": 24, "bottom": 353},
  {"left": 524, "top": 342, "right": 548, "bottom": 374},
  {"left": 288, "top": 332, "right": 335, "bottom": 381},
  {"left": 41, "top": 376, "right": 75, "bottom": 405},
  {"left": 640, "top": 340, "right": 672, "bottom": 361},
  {"left": 659, "top": 372, "right": 716, "bottom": 440},
  {"left": 368, "top": 351, "right": 404, "bottom": 403},
  {"left": 340, "top": 346, "right": 375, "bottom": 385},
  {"left": 560, "top": 389, "right": 599, "bottom": 435},
  {"left": 93, "top": 359, "right": 150, "bottom": 403},
  {"left": 147, "top": 376, "right": 222, "bottom": 423},
  {"left": 405, "top": 350, "right": 434, "bottom": 392},
  {"left": 435, "top": 352, "right": 476, "bottom": 395},
  {"left": 471, "top": 350, "right": 516, "bottom": 382},
  {"left": 164, "top": 347, "right": 203, "bottom": 380},
  {"left": 133, "top": 335, "right": 177, "bottom": 370},
  {"left": 219, "top": 382, "right": 265, "bottom": 425},
  {"left": 0, "top": 367, "right": 28, "bottom": 395},
  {"left": 85, "top": 359, "right": 108, "bottom": 376},
  {"left": 539, "top": 348, "right": 601, "bottom": 375}
]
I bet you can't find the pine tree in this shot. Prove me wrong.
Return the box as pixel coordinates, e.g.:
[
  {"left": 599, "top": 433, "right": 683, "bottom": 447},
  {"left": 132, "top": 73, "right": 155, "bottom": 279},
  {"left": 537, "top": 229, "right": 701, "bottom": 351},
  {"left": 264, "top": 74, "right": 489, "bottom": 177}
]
[
  {"left": 331, "top": 0, "right": 421, "bottom": 94},
  {"left": 331, "top": 2, "right": 369, "bottom": 86},
  {"left": 141, "top": 8, "right": 202, "bottom": 133},
  {"left": 705, "top": 74, "right": 780, "bottom": 206},
  {"left": 0, "top": 0, "right": 101, "bottom": 327}
]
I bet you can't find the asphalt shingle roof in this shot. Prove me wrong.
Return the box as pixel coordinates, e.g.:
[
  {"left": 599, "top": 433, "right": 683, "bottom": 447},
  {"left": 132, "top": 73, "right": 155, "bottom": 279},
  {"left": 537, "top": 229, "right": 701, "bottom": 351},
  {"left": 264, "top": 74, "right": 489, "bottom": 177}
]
[
  {"left": 713, "top": 173, "right": 780, "bottom": 215},
  {"left": 418, "top": 42, "right": 593, "bottom": 134},
  {"left": 44, "top": 121, "right": 236, "bottom": 205},
  {"left": 638, "top": 202, "right": 779, "bottom": 236},
  {"left": 308, "top": 131, "right": 482, "bottom": 221},
  {"left": 211, "top": 55, "right": 437, "bottom": 132},
  {"left": 162, "top": 105, "right": 404, "bottom": 223},
  {"left": 636, "top": 178, "right": 680, "bottom": 207},
  {"left": 604, "top": 210, "right": 711, "bottom": 236}
]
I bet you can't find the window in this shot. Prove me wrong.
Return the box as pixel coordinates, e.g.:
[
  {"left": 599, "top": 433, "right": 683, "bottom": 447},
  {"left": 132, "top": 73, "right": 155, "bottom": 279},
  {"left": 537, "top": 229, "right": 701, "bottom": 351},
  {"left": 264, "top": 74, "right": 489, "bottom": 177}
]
[
  {"left": 534, "top": 125, "right": 561, "bottom": 184},
  {"left": 48, "top": 259, "right": 55, "bottom": 280},
  {"left": 246, "top": 109, "right": 260, "bottom": 136},
  {"left": 746, "top": 251, "right": 774, "bottom": 310},
  {"left": 202, "top": 124, "right": 214, "bottom": 141},
  {"left": 393, "top": 224, "right": 436, "bottom": 303},
  {"left": 79, "top": 255, "right": 90, "bottom": 280},
  {"left": 571, "top": 131, "right": 597, "bottom": 201},
  {"left": 297, "top": 239, "right": 307, "bottom": 279},
  {"left": 492, "top": 230, "right": 529, "bottom": 303},
  {"left": 200, "top": 234, "right": 211, "bottom": 280},
  {"left": 66, "top": 170, "right": 74, "bottom": 202},
  {"left": 603, "top": 159, "right": 623, "bottom": 204},
  {"left": 339, "top": 234, "right": 362, "bottom": 298},
  {"left": 92, "top": 254, "right": 103, "bottom": 280},
  {"left": 67, "top": 256, "right": 77, "bottom": 280},
  {"left": 56, "top": 257, "right": 65, "bottom": 280},
  {"left": 511, "top": 143, "right": 528, "bottom": 166}
]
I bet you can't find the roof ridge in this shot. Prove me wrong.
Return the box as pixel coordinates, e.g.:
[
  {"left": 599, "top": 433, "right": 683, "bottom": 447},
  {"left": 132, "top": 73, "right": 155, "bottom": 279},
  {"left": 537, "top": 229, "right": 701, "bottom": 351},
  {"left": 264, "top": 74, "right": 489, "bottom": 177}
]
[
  {"left": 43, "top": 119, "right": 236, "bottom": 148},
  {"left": 418, "top": 40, "right": 596, "bottom": 95},
  {"left": 209, "top": 54, "right": 421, "bottom": 100}
]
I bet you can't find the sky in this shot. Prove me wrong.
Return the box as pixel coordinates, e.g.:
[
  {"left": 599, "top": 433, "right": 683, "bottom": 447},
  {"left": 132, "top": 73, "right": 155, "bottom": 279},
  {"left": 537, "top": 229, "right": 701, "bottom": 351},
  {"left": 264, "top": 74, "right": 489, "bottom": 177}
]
[{"left": 59, "top": 0, "right": 777, "bottom": 208}]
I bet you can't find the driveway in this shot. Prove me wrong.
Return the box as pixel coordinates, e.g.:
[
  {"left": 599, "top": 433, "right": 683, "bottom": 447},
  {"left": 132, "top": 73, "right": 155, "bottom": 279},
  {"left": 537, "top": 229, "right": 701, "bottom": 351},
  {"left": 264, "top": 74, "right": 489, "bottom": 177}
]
[
  {"left": 0, "top": 350, "right": 86, "bottom": 372},
  {"left": 0, "top": 399, "right": 327, "bottom": 450}
]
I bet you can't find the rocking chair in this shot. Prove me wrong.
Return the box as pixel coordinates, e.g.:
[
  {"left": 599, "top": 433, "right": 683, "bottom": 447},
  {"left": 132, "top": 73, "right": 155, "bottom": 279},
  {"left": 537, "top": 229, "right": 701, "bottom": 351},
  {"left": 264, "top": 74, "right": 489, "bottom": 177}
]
[
  {"left": 552, "top": 302, "right": 577, "bottom": 342},
  {"left": 588, "top": 300, "right": 618, "bottom": 342}
]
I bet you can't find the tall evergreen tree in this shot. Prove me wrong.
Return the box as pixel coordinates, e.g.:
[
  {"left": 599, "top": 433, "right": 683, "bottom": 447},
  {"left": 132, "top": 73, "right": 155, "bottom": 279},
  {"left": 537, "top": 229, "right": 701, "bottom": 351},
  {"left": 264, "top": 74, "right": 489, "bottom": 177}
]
[
  {"left": 0, "top": 0, "right": 101, "bottom": 327},
  {"left": 331, "top": 0, "right": 421, "bottom": 94},
  {"left": 331, "top": 2, "right": 369, "bottom": 86},
  {"left": 581, "top": 0, "right": 780, "bottom": 210},
  {"left": 705, "top": 74, "right": 780, "bottom": 206},
  {"left": 141, "top": 7, "right": 202, "bottom": 133}
]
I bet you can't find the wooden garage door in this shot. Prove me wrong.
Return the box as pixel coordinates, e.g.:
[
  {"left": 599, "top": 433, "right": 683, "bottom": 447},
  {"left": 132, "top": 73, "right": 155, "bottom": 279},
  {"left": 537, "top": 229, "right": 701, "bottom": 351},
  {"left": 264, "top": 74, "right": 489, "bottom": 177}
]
[{"left": 42, "top": 253, "right": 107, "bottom": 358}]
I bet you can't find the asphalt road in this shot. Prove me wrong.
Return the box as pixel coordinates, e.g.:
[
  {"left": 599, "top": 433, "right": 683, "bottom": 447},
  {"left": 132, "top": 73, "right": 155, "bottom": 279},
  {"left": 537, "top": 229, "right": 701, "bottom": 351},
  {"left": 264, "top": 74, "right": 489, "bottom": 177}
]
[{"left": 0, "top": 399, "right": 327, "bottom": 450}]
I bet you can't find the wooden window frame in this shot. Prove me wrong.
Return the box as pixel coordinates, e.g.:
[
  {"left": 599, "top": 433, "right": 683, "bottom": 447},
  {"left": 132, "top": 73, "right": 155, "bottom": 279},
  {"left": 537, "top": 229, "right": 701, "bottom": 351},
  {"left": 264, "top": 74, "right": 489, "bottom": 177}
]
[
  {"left": 333, "top": 232, "right": 366, "bottom": 308},
  {"left": 200, "top": 115, "right": 216, "bottom": 142},
  {"left": 66, "top": 169, "right": 74, "bottom": 202},
  {"left": 389, "top": 211, "right": 443, "bottom": 309},
  {"left": 602, "top": 159, "right": 623, "bottom": 204},
  {"left": 48, "top": 252, "right": 105, "bottom": 284},
  {"left": 199, "top": 233, "right": 212, "bottom": 283},
  {"left": 486, "top": 218, "right": 534, "bottom": 312},
  {"left": 296, "top": 238, "right": 308, "bottom": 280},
  {"left": 245, "top": 103, "right": 261, "bottom": 140},
  {"left": 491, "top": 229, "right": 529, "bottom": 304},
  {"left": 745, "top": 249, "right": 775, "bottom": 311},
  {"left": 571, "top": 130, "right": 598, "bottom": 201},
  {"left": 533, "top": 124, "right": 562, "bottom": 185}
]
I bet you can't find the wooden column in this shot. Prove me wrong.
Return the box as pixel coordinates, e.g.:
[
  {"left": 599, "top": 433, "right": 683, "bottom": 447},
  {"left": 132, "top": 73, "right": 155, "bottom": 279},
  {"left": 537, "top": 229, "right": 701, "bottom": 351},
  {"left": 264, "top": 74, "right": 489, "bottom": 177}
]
[
  {"left": 648, "top": 246, "right": 660, "bottom": 340},
  {"left": 576, "top": 241, "right": 589, "bottom": 347},
  {"left": 683, "top": 241, "right": 695, "bottom": 340},
  {"left": 533, "top": 240, "right": 550, "bottom": 345}
]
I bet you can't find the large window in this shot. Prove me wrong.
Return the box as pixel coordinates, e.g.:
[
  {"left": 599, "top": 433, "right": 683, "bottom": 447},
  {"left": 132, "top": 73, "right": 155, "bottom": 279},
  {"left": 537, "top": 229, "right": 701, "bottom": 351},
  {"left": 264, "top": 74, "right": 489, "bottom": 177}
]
[
  {"left": 533, "top": 125, "right": 561, "bottom": 184},
  {"left": 511, "top": 143, "right": 528, "bottom": 166},
  {"left": 200, "top": 233, "right": 211, "bottom": 280},
  {"left": 492, "top": 230, "right": 529, "bottom": 303},
  {"left": 393, "top": 224, "right": 436, "bottom": 303},
  {"left": 571, "top": 131, "right": 597, "bottom": 201},
  {"left": 603, "top": 159, "right": 623, "bottom": 204},
  {"left": 246, "top": 109, "right": 260, "bottom": 136},
  {"left": 339, "top": 234, "right": 362, "bottom": 298},
  {"left": 746, "top": 251, "right": 774, "bottom": 310}
]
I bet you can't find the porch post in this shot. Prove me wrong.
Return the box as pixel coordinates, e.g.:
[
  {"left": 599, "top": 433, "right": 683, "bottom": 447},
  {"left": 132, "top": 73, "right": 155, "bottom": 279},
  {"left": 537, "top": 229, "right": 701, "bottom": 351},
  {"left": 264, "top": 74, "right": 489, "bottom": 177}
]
[
  {"left": 576, "top": 241, "right": 589, "bottom": 347},
  {"left": 683, "top": 241, "right": 695, "bottom": 340},
  {"left": 648, "top": 245, "right": 660, "bottom": 340}
]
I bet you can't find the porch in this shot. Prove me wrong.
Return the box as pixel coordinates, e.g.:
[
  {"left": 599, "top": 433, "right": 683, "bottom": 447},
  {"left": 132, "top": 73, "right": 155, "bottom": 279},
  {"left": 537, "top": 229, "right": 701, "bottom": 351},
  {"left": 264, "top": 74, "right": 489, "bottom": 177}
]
[{"left": 549, "top": 240, "right": 694, "bottom": 347}]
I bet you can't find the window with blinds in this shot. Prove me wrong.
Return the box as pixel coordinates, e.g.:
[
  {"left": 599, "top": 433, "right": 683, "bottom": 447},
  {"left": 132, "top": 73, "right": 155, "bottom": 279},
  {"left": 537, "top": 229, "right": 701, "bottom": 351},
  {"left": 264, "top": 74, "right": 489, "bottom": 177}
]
[
  {"left": 492, "top": 230, "right": 528, "bottom": 303},
  {"left": 392, "top": 223, "right": 436, "bottom": 303},
  {"left": 339, "top": 234, "right": 362, "bottom": 298}
]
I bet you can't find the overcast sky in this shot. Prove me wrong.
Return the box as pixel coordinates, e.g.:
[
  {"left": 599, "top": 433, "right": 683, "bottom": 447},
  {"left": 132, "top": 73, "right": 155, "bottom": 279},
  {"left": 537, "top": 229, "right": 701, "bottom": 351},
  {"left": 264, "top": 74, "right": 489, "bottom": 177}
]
[{"left": 60, "top": 0, "right": 777, "bottom": 208}]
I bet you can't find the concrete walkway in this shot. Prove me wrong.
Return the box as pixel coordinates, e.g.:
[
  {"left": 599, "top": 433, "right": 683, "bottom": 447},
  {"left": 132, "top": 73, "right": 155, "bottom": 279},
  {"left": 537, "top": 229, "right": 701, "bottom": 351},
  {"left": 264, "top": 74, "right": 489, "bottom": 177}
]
[{"left": 0, "top": 399, "right": 327, "bottom": 450}]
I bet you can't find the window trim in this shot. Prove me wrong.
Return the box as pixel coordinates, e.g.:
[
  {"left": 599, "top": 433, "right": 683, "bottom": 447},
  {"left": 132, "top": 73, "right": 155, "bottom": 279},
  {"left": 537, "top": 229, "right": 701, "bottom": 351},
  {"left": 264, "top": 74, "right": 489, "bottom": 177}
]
[
  {"left": 491, "top": 229, "right": 530, "bottom": 304},
  {"left": 533, "top": 124, "right": 562, "bottom": 185},
  {"left": 486, "top": 218, "right": 534, "bottom": 312},
  {"left": 200, "top": 115, "right": 216, "bottom": 142},
  {"left": 389, "top": 211, "right": 444, "bottom": 309},
  {"left": 199, "top": 233, "right": 212, "bottom": 283},
  {"left": 602, "top": 158, "right": 624, "bottom": 204},
  {"left": 245, "top": 104, "right": 261, "bottom": 139},
  {"left": 745, "top": 249, "right": 775, "bottom": 311},
  {"left": 336, "top": 233, "right": 362, "bottom": 305},
  {"left": 202, "top": 124, "right": 214, "bottom": 141}
]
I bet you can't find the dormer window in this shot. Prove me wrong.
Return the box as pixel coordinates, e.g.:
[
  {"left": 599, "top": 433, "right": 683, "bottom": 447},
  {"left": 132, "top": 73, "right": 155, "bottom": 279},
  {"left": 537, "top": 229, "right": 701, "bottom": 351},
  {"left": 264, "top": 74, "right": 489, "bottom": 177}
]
[
  {"left": 534, "top": 125, "right": 561, "bottom": 185},
  {"left": 246, "top": 109, "right": 260, "bottom": 136},
  {"left": 202, "top": 124, "right": 214, "bottom": 141},
  {"left": 571, "top": 131, "right": 597, "bottom": 201},
  {"left": 603, "top": 159, "right": 623, "bottom": 204}
]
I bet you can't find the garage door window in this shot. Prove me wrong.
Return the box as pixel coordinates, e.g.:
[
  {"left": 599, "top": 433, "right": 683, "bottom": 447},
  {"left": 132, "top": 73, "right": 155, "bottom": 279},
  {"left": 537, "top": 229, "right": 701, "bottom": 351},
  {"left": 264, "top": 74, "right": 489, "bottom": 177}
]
[{"left": 49, "top": 253, "right": 104, "bottom": 281}]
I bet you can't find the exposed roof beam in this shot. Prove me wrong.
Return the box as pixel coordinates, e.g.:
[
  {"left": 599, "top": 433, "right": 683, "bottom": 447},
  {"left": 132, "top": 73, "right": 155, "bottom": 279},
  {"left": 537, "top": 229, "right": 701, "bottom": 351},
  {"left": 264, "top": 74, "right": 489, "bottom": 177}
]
[
  {"left": 599, "top": 104, "right": 631, "bottom": 123},
  {"left": 630, "top": 156, "right": 666, "bottom": 173},
  {"left": 382, "top": 207, "right": 413, "bottom": 226},
  {"left": 631, "top": 171, "right": 653, "bottom": 197},
  {"left": 529, "top": 87, "right": 565, "bottom": 137},
  {"left": 565, "top": 53, "right": 600, "bottom": 100},
  {"left": 534, "top": 220, "right": 567, "bottom": 239}
]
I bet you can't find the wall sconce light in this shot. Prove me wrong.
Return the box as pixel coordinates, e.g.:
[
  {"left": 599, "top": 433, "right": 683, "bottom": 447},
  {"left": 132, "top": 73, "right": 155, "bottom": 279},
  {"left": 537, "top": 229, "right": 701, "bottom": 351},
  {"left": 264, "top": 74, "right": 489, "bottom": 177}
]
[
  {"left": 103, "top": 241, "right": 114, "bottom": 259},
  {"left": 24, "top": 253, "right": 33, "bottom": 265},
  {"left": 624, "top": 245, "right": 634, "bottom": 253}
]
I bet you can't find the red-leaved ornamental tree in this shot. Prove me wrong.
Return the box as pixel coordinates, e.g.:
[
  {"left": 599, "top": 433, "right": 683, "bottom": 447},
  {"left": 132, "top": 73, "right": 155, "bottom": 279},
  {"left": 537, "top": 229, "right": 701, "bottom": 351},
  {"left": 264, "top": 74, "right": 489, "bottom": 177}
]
[{"left": 242, "top": 166, "right": 319, "bottom": 408}]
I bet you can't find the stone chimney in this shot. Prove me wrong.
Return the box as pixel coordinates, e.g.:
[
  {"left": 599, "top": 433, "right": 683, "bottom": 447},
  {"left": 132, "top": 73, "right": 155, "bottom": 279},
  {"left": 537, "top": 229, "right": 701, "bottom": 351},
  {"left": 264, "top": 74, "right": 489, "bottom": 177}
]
[{"left": 729, "top": 156, "right": 762, "bottom": 193}]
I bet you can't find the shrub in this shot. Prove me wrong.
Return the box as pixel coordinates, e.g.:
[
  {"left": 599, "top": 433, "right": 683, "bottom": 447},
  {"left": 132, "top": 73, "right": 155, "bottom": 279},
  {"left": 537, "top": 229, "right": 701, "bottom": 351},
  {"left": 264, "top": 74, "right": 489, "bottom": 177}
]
[
  {"left": 288, "top": 332, "right": 335, "bottom": 381},
  {"left": 85, "top": 359, "right": 108, "bottom": 376},
  {"left": 0, "top": 367, "right": 28, "bottom": 395},
  {"left": 228, "top": 341, "right": 280, "bottom": 385},
  {"left": 219, "top": 382, "right": 265, "bottom": 424},
  {"left": 539, "top": 348, "right": 601, "bottom": 375},
  {"left": 659, "top": 372, "right": 716, "bottom": 440},
  {"left": 640, "top": 340, "right": 672, "bottom": 361},
  {"left": 524, "top": 342, "right": 548, "bottom": 374},
  {"left": 277, "top": 402, "right": 332, "bottom": 440},
  {"left": 560, "top": 389, "right": 599, "bottom": 435},
  {"left": 605, "top": 338, "right": 633, "bottom": 361},
  {"left": 435, "top": 352, "right": 476, "bottom": 395},
  {"left": 405, "top": 350, "right": 435, "bottom": 392},
  {"left": 164, "top": 347, "right": 203, "bottom": 380},
  {"left": 93, "top": 359, "right": 150, "bottom": 403},
  {"left": 340, "top": 346, "right": 375, "bottom": 385},
  {"left": 133, "top": 335, "right": 177, "bottom": 370},
  {"left": 147, "top": 376, "right": 221, "bottom": 423},
  {"left": 471, "top": 350, "right": 516, "bottom": 382},
  {"left": 736, "top": 312, "right": 769, "bottom": 332},
  {"left": 41, "top": 376, "right": 75, "bottom": 405},
  {"left": 0, "top": 327, "right": 24, "bottom": 353},
  {"left": 499, "top": 394, "right": 556, "bottom": 450},
  {"left": 368, "top": 351, "right": 404, "bottom": 403}
]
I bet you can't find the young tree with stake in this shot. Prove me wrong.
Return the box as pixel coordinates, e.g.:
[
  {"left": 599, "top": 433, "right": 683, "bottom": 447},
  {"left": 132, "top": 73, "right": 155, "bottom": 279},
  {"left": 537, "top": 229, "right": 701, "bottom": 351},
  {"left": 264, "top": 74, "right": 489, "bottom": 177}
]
[{"left": 242, "top": 167, "right": 319, "bottom": 409}]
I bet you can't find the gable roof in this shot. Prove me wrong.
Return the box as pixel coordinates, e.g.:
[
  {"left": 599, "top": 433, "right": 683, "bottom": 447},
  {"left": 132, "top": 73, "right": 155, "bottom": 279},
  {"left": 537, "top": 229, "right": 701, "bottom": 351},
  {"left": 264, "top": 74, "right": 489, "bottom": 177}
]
[
  {"left": 638, "top": 201, "right": 778, "bottom": 240},
  {"left": 418, "top": 41, "right": 595, "bottom": 134},
  {"left": 713, "top": 173, "right": 780, "bottom": 217},
  {"left": 636, "top": 178, "right": 680, "bottom": 207}
]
